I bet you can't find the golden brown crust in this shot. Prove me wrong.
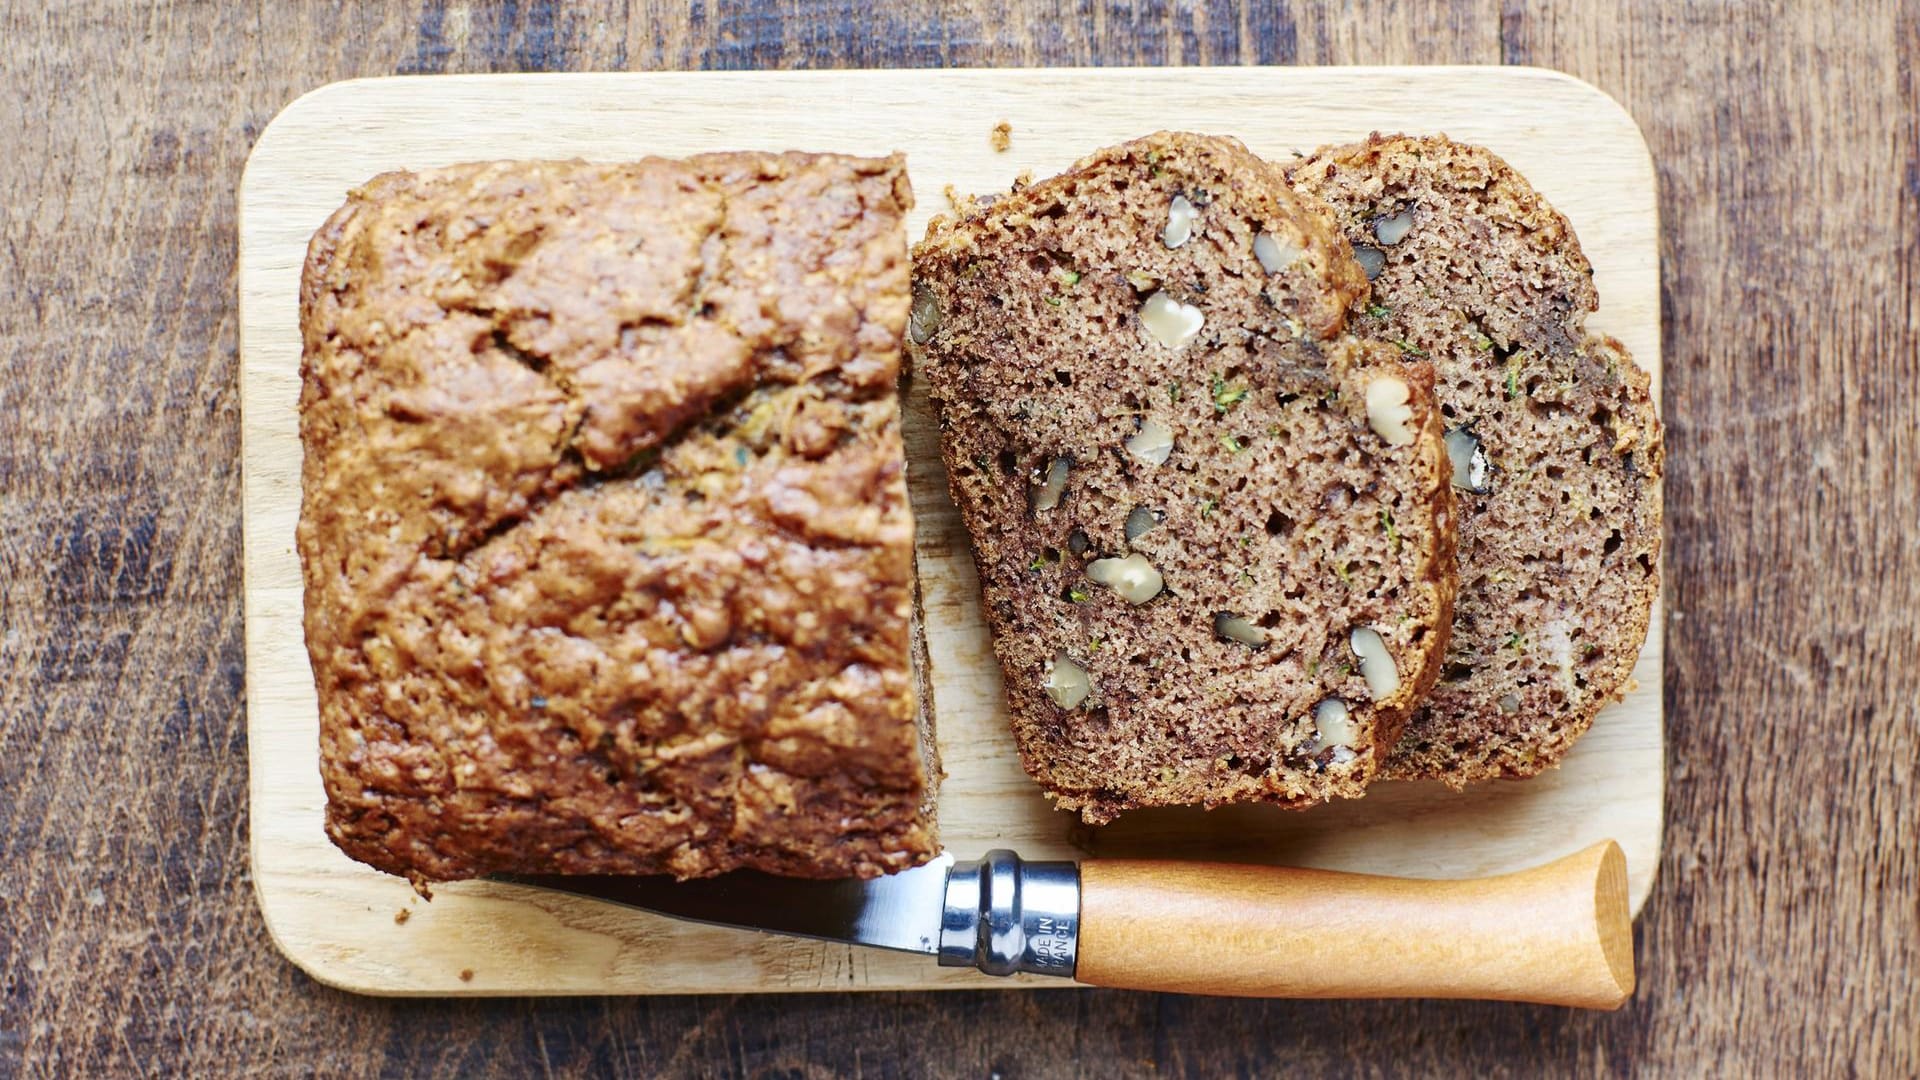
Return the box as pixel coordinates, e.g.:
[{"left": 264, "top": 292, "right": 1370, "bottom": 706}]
[
  {"left": 298, "top": 154, "right": 936, "bottom": 882},
  {"left": 913, "top": 133, "right": 1457, "bottom": 822},
  {"left": 1290, "top": 134, "right": 1664, "bottom": 784}
]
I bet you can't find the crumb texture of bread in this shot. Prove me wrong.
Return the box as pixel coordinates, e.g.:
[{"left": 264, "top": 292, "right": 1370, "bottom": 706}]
[
  {"left": 1290, "top": 134, "right": 1664, "bottom": 784},
  {"left": 914, "top": 133, "right": 1457, "bottom": 824},
  {"left": 298, "top": 153, "right": 936, "bottom": 882}
]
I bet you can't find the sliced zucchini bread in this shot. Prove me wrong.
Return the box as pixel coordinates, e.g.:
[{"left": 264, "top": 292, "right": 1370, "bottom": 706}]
[
  {"left": 913, "top": 133, "right": 1458, "bottom": 823},
  {"left": 1289, "top": 134, "right": 1663, "bottom": 784}
]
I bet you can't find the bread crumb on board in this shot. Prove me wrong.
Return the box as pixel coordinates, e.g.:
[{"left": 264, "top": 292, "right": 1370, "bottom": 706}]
[
  {"left": 458, "top": 968, "right": 474, "bottom": 982},
  {"left": 393, "top": 908, "right": 410, "bottom": 925},
  {"left": 990, "top": 119, "right": 1012, "bottom": 152}
]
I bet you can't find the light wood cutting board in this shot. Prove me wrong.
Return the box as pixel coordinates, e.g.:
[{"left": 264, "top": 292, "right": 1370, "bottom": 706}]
[{"left": 238, "top": 67, "right": 1664, "bottom": 996}]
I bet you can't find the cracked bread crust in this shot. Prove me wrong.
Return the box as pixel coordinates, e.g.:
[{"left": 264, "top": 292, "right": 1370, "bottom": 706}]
[
  {"left": 1289, "top": 134, "right": 1664, "bottom": 784},
  {"left": 914, "top": 133, "right": 1457, "bottom": 823},
  {"left": 298, "top": 154, "right": 936, "bottom": 884}
]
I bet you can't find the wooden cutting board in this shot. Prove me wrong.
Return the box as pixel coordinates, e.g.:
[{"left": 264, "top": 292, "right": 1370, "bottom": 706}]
[{"left": 238, "top": 67, "right": 1664, "bottom": 996}]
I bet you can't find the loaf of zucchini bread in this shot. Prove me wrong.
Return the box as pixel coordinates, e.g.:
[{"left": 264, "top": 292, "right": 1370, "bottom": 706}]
[{"left": 298, "top": 153, "right": 938, "bottom": 884}]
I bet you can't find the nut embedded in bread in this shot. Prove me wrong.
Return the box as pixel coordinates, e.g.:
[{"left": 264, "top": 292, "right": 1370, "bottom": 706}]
[
  {"left": 298, "top": 153, "right": 938, "bottom": 884},
  {"left": 1289, "top": 134, "right": 1664, "bottom": 785},
  {"left": 913, "top": 132, "right": 1458, "bottom": 824}
]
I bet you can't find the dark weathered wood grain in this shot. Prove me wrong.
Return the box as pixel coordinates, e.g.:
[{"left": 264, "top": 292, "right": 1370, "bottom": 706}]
[{"left": 0, "top": 1, "right": 1913, "bottom": 1075}]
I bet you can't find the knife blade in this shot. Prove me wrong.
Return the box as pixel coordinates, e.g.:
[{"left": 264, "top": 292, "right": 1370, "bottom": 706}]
[
  {"left": 499, "top": 841, "right": 1636, "bottom": 1007},
  {"left": 506, "top": 854, "right": 957, "bottom": 957},
  {"left": 504, "top": 849, "right": 1082, "bottom": 977}
]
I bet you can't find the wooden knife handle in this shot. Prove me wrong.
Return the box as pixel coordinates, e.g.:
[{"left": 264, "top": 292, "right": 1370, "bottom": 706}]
[{"left": 1074, "top": 841, "right": 1634, "bottom": 1008}]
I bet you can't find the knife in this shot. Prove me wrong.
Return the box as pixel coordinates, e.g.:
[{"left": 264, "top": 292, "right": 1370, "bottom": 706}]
[{"left": 504, "top": 840, "right": 1634, "bottom": 1008}]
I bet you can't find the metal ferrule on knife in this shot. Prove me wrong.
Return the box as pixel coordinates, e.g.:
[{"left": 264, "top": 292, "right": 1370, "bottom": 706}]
[{"left": 938, "top": 851, "right": 1079, "bottom": 977}]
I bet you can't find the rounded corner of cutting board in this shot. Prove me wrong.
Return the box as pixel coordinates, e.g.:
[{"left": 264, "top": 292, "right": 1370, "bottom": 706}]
[
  {"left": 237, "top": 65, "right": 1668, "bottom": 995},
  {"left": 1482, "top": 66, "right": 1647, "bottom": 128},
  {"left": 1502, "top": 65, "right": 1656, "bottom": 187},
  {"left": 250, "top": 867, "right": 395, "bottom": 997},
  {"left": 241, "top": 76, "right": 393, "bottom": 200}
]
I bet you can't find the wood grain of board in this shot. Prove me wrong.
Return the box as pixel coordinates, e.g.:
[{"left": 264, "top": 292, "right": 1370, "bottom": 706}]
[{"left": 237, "top": 67, "right": 1664, "bottom": 996}]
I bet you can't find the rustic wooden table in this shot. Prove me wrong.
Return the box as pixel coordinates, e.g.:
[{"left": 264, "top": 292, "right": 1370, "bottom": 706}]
[{"left": 2, "top": 2, "right": 1914, "bottom": 1075}]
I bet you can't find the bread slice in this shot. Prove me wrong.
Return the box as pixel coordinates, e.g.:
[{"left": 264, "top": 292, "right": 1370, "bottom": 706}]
[
  {"left": 1288, "top": 134, "right": 1664, "bottom": 784},
  {"left": 298, "top": 154, "right": 937, "bottom": 883},
  {"left": 912, "top": 133, "right": 1458, "bottom": 823}
]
